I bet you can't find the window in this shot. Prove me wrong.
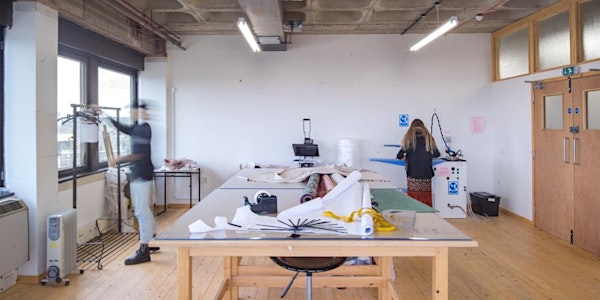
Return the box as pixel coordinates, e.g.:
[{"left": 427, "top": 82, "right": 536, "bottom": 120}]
[
  {"left": 492, "top": 1, "right": 598, "bottom": 81},
  {"left": 537, "top": 11, "right": 570, "bottom": 71},
  {"left": 57, "top": 46, "right": 138, "bottom": 179},
  {"left": 496, "top": 27, "right": 529, "bottom": 79},
  {"left": 581, "top": 0, "right": 600, "bottom": 62},
  {"left": 97, "top": 66, "right": 135, "bottom": 164},
  {"left": 57, "top": 55, "right": 85, "bottom": 172}
]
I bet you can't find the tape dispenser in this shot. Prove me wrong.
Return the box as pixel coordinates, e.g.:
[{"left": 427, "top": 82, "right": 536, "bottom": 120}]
[{"left": 243, "top": 190, "right": 278, "bottom": 215}]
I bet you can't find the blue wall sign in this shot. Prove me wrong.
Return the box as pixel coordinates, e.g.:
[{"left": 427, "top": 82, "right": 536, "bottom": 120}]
[
  {"left": 448, "top": 181, "right": 459, "bottom": 195},
  {"left": 575, "top": 107, "right": 579, "bottom": 114},
  {"left": 568, "top": 107, "right": 572, "bottom": 114},
  {"left": 399, "top": 114, "right": 409, "bottom": 127}
]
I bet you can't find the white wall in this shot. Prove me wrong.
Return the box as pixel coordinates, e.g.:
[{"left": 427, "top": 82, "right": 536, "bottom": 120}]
[{"left": 166, "top": 34, "right": 496, "bottom": 208}]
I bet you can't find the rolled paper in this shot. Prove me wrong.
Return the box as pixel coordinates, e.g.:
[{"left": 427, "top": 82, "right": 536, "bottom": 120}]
[
  {"left": 330, "top": 172, "right": 345, "bottom": 185},
  {"left": 300, "top": 173, "right": 321, "bottom": 203},
  {"left": 361, "top": 182, "right": 374, "bottom": 235}
]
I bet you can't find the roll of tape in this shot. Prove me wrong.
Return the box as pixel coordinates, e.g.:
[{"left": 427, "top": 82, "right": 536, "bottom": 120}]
[{"left": 253, "top": 190, "right": 271, "bottom": 203}]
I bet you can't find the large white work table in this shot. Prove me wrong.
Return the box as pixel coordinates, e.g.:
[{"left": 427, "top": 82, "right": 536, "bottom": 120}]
[{"left": 153, "top": 168, "right": 477, "bottom": 300}]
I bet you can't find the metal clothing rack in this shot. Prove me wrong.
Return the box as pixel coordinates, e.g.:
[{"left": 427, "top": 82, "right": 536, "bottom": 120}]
[{"left": 68, "top": 104, "right": 137, "bottom": 269}]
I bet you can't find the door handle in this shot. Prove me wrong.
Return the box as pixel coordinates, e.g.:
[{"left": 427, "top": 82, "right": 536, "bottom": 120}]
[
  {"left": 573, "top": 138, "right": 579, "bottom": 165},
  {"left": 564, "top": 137, "right": 569, "bottom": 163}
]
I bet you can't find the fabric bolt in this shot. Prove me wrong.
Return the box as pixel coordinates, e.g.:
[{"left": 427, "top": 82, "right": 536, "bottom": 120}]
[
  {"left": 321, "top": 174, "right": 336, "bottom": 194},
  {"left": 301, "top": 173, "right": 321, "bottom": 203},
  {"left": 329, "top": 172, "right": 346, "bottom": 185}
]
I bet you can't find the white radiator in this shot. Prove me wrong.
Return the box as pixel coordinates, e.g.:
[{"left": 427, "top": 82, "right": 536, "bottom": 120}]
[
  {"left": 42, "top": 209, "right": 77, "bottom": 286},
  {"left": 0, "top": 197, "right": 29, "bottom": 293}
]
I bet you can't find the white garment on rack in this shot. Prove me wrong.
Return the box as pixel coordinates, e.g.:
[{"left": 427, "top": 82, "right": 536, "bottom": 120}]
[{"left": 78, "top": 118, "right": 99, "bottom": 143}]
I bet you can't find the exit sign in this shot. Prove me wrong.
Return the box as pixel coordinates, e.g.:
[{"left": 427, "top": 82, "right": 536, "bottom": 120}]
[{"left": 562, "top": 66, "right": 580, "bottom": 76}]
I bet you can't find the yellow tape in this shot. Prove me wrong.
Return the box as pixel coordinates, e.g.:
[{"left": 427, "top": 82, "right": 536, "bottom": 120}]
[{"left": 323, "top": 208, "right": 396, "bottom": 232}]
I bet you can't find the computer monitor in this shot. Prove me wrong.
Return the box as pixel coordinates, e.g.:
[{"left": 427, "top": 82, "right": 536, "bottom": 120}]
[{"left": 292, "top": 143, "right": 319, "bottom": 157}]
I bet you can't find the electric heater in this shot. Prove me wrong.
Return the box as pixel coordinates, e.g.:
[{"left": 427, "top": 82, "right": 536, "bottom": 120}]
[{"left": 42, "top": 208, "right": 78, "bottom": 286}]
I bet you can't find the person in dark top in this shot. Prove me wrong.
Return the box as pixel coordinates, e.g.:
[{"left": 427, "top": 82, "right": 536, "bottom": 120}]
[
  {"left": 396, "top": 118, "right": 440, "bottom": 206},
  {"left": 94, "top": 102, "right": 156, "bottom": 265}
]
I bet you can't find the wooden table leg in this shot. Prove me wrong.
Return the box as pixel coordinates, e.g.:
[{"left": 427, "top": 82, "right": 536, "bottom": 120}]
[
  {"left": 177, "top": 247, "right": 192, "bottom": 300},
  {"left": 378, "top": 256, "right": 396, "bottom": 299},
  {"left": 222, "top": 257, "right": 239, "bottom": 300},
  {"left": 432, "top": 247, "right": 449, "bottom": 300}
]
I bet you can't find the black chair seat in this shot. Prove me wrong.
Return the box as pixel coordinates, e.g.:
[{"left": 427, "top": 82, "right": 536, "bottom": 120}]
[
  {"left": 270, "top": 256, "right": 347, "bottom": 273},
  {"left": 270, "top": 256, "right": 347, "bottom": 299}
]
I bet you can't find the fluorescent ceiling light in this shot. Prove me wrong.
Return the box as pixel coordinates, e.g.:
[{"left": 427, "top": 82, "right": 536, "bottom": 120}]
[
  {"left": 237, "top": 17, "right": 261, "bottom": 52},
  {"left": 410, "top": 16, "right": 458, "bottom": 52}
]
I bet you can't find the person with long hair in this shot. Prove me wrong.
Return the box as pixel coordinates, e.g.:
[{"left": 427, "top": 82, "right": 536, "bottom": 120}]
[{"left": 396, "top": 118, "right": 440, "bottom": 206}]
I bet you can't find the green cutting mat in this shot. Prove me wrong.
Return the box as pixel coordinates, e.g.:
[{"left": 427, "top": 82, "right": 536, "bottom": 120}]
[{"left": 371, "top": 189, "right": 437, "bottom": 212}]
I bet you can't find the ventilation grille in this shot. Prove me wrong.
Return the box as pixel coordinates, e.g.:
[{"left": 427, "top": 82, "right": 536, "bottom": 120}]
[{"left": 0, "top": 199, "right": 27, "bottom": 217}]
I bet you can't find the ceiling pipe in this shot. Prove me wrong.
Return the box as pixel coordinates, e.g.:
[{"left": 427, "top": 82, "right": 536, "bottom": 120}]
[
  {"left": 106, "top": 0, "right": 186, "bottom": 50},
  {"left": 401, "top": 0, "right": 445, "bottom": 35}
]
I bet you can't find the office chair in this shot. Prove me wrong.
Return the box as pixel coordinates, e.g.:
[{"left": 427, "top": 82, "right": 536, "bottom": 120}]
[{"left": 270, "top": 256, "right": 347, "bottom": 299}]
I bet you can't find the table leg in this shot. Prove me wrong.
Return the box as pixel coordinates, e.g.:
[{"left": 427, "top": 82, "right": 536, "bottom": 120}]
[
  {"left": 222, "top": 257, "right": 239, "bottom": 300},
  {"left": 177, "top": 247, "right": 192, "bottom": 300},
  {"left": 197, "top": 169, "right": 201, "bottom": 202},
  {"left": 432, "top": 247, "right": 449, "bottom": 300}
]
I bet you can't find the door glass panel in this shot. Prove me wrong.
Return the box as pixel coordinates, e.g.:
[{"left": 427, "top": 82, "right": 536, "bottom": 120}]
[
  {"left": 544, "top": 95, "right": 563, "bottom": 129},
  {"left": 586, "top": 90, "right": 600, "bottom": 130},
  {"left": 537, "top": 11, "right": 570, "bottom": 70}
]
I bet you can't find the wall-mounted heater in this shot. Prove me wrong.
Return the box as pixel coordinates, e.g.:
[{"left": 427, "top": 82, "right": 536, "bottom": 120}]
[
  {"left": 0, "top": 197, "right": 29, "bottom": 293},
  {"left": 42, "top": 209, "right": 78, "bottom": 286}
]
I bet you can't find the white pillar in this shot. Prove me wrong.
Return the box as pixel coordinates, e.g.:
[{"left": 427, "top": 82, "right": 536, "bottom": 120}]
[{"left": 5, "top": 1, "right": 59, "bottom": 276}]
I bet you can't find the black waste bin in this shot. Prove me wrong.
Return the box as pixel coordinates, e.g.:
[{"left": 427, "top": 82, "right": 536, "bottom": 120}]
[{"left": 470, "top": 192, "right": 501, "bottom": 216}]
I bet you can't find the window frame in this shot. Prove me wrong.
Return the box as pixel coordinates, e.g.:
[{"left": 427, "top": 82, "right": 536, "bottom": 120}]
[
  {"left": 492, "top": 0, "right": 600, "bottom": 81},
  {"left": 0, "top": 26, "right": 5, "bottom": 187},
  {"left": 58, "top": 45, "right": 138, "bottom": 180}
]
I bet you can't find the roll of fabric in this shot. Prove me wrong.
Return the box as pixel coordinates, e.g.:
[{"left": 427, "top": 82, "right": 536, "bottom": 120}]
[
  {"left": 317, "top": 177, "right": 327, "bottom": 198},
  {"left": 330, "top": 172, "right": 345, "bottom": 185},
  {"left": 300, "top": 173, "right": 321, "bottom": 203},
  {"left": 316, "top": 174, "right": 335, "bottom": 197}
]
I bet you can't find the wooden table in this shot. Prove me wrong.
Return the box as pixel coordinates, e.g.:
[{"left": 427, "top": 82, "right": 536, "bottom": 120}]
[{"left": 154, "top": 169, "right": 477, "bottom": 299}]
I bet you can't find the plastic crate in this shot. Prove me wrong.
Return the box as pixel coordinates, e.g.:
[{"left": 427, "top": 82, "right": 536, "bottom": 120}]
[{"left": 470, "top": 192, "right": 500, "bottom": 216}]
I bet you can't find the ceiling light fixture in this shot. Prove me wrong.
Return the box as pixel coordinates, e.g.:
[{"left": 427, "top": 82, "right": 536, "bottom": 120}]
[
  {"left": 237, "top": 17, "right": 261, "bottom": 52},
  {"left": 409, "top": 16, "right": 458, "bottom": 52}
]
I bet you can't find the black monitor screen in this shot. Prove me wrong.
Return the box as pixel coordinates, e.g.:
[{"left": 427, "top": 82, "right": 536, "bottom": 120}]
[{"left": 293, "top": 144, "right": 319, "bottom": 157}]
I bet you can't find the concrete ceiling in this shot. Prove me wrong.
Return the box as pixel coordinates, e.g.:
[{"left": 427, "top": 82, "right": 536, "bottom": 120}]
[{"left": 56, "top": 0, "right": 561, "bottom": 55}]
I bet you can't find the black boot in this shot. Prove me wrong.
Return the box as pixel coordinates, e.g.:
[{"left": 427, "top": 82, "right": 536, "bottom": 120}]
[
  {"left": 125, "top": 244, "right": 151, "bottom": 265},
  {"left": 149, "top": 246, "right": 160, "bottom": 253}
]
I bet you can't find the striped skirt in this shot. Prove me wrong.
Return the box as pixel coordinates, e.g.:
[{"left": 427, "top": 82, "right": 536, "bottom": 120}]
[{"left": 407, "top": 177, "right": 433, "bottom": 207}]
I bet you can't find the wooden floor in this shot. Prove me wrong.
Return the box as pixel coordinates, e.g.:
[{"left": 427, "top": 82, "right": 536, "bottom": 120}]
[{"left": 2, "top": 209, "right": 600, "bottom": 300}]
